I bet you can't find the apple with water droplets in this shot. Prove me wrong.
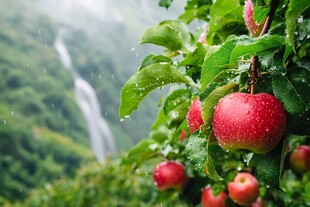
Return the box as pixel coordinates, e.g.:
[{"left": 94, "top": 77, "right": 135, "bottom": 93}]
[
  {"left": 186, "top": 97, "right": 204, "bottom": 133},
  {"left": 289, "top": 145, "right": 310, "bottom": 174},
  {"left": 244, "top": 0, "right": 266, "bottom": 37},
  {"left": 228, "top": 172, "right": 260, "bottom": 206},
  {"left": 212, "top": 92, "right": 286, "bottom": 154},
  {"left": 201, "top": 187, "right": 228, "bottom": 207},
  {"left": 153, "top": 161, "right": 188, "bottom": 191}
]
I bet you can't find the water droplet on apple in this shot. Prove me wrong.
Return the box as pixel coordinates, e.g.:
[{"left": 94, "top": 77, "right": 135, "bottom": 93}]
[{"left": 265, "top": 128, "right": 270, "bottom": 132}]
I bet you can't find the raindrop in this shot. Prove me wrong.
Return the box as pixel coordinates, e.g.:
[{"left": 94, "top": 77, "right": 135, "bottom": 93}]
[
  {"left": 43, "top": 68, "right": 47, "bottom": 75},
  {"left": 104, "top": 112, "right": 108, "bottom": 117},
  {"left": 38, "top": 30, "right": 41, "bottom": 36},
  {"left": 237, "top": 166, "right": 242, "bottom": 171},
  {"left": 266, "top": 184, "right": 270, "bottom": 188},
  {"left": 111, "top": 74, "right": 115, "bottom": 79},
  {"left": 3, "top": 120, "right": 7, "bottom": 125},
  {"left": 135, "top": 83, "right": 138, "bottom": 87},
  {"left": 120, "top": 119, "right": 124, "bottom": 122},
  {"left": 11, "top": 111, "right": 14, "bottom": 116},
  {"left": 130, "top": 47, "right": 135, "bottom": 51}
]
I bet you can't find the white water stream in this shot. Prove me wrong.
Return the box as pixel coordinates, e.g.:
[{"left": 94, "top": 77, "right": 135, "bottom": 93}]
[{"left": 54, "top": 29, "right": 116, "bottom": 162}]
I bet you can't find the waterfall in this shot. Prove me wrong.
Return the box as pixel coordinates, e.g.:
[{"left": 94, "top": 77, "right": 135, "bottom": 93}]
[{"left": 54, "top": 29, "right": 116, "bottom": 162}]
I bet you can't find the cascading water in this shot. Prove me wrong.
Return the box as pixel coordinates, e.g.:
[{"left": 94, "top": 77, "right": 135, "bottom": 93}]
[{"left": 54, "top": 29, "right": 116, "bottom": 162}]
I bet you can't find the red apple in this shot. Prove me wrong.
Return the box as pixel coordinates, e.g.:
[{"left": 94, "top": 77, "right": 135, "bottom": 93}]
[
  {"left": 228, "top": 172, "right": 260, "bottom": 206},
  {"left": 179, "top": 129, "right": 187, "bottom": 142},
  {"left": 250, "top": 197, "right": 265, "bottom": 207},
  {"left": 153, "top": 161, "right": 188, "bottom": 191},
  {"left": 199, "top": 29, "right": 208, "bottom": 44},
  {"left": 186, "top": 97, "right": 204, "bottom": 133},
  {"left": 244, "top": 0, "right": 266, "bottom": 37},
  {"left": 201, "top": 187, "right": 228, "bottom": 207},
  {"left": 212, "top": 92, "right": 286, "bottom": 154},
  {"left": 290, "top": 145, "right": 310, "bottom": 174}
]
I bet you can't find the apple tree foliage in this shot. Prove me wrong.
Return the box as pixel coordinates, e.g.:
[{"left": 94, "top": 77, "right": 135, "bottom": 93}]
[{"left": 120, "top": 0, "right": 310, "bottom": 206}]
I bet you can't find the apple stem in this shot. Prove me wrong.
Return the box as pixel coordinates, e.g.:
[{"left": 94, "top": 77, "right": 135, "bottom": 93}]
[{"left": 249, "top": 0, "right": 279, "bottom": 95}]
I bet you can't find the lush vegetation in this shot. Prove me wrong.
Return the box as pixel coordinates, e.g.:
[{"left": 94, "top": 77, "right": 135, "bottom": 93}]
[{"left": 118, "top": 0, "right": 309, "bottom": 206}]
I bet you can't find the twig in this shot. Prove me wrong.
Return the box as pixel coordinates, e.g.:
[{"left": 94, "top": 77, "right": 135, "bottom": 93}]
[{"left": 249, "top": 0, "right": 279, "bottom": 94}]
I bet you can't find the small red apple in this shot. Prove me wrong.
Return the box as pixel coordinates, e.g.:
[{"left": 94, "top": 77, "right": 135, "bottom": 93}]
[
  {"left": 186, "top": 97, "right": 204, "bottom": 133},
  {"left": 289, "top": 145, "right": 310, "bottom": 174},
  {"left": 153, "top": 161, "right": 188, "bottom": 191},
  {"left": 179, "top": 129, "right": 187, "bottom": 142},
  {"left": 250, "top": 197, "right": 265, "bottom": 207},
  {"left": 244, "top": 0, "right": 266, "bottom": 37},
  {"left": 228, "top": 172, "right": 260, "bottom": 206},
  {"left": 201, "top": 187, "right": 228, "bottom": 207},
  {"left": 212, "top": 92, "right": 286, "bottom": 154},
  {"left": 199, "top": 29, "right": 208, "bottom": 44}
]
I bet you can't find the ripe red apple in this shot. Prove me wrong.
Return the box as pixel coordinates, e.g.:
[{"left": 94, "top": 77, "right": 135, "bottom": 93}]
[
  {"left": 244, "top": 0, "right": 266, "bottom": 37},
  {"left": 199, "top": 29, "right": 208, "bottom": 44},
  {"left": 250, "top": 197, "right": 265, "bottom": 207},
  {"left": 179, "top": 129, "right": 187, "bottom": 142},
  {"left": 289, "top": 145, "right": 310, "bottom": 174},
  {"left": 228, "top": 172, "right": 260, "bottom": 206},
  {"left": 201, "top": 187, "right": 228, "bottom": 207},
  {"left": 153, "top": 161, "right": 188, "bottom": 191},
  {"left": 212, "top": 92, "right": 286, "bottom": 154},
  {"left": 186, "top": 97, "right": 204, "bottom": 133}
]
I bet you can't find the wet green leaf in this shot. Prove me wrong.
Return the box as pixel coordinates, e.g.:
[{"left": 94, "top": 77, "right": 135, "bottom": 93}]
[
  {"left": 140, "top": 20, "right": 192, "bottom": 51},
  {"left": 120, "top": 63, "right": 189, "bottom": 118},
  {"left": 202, "top": 83, "right": 238, "bottom": 127},
  {"left": 285, "top": 0, "right": 310, "bottom": 49}
]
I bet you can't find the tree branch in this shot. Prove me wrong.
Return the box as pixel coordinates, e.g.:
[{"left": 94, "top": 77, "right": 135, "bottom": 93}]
[{"left": 249, "top": 0, "right": 279, "bottom": 94}]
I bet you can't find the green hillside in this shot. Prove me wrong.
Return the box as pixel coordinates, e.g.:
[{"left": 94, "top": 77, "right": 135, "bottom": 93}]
[
  {"left": 0, "top": 0, "right": 95, "bottom": 201},
  {"left": 0, "top": 0, "right": 181, "bottom": 202}
]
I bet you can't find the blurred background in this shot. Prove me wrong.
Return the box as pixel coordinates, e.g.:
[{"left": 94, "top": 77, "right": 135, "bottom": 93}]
[{"left": 0, "top": 0, "right": 185, "bottom": 203}]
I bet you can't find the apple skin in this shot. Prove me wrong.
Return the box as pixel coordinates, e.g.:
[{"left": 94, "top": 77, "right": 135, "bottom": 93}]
[
  {"left": 250, "top": 197, "right": 265, "bottom": 207},
  {"left": 244, "top": 0, "right": 266, "bottom": 37},
  {"left": 201, "top": 187, "right": 228, "bottom": 207},
  {"left": 186, "top": 97, "right": 204, "bottom": 133},
  {"left": 212, "top": 92, "right": 286, "bottom": 154},
  {"left": 153, "top": 161, "right": 188, "bottom": 191},
  {"left": 289, "top": 145, "right": 310, "bottom": 174},
  {"left": 228, "top": 172, "right": 260, "bottom": 206}
]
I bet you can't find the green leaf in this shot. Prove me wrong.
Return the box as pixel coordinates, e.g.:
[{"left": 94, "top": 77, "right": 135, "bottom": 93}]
[
  {"left": 249, "top": 141, "right": 285, "bottom": 188},
  {"left": 179, "top": 43, "right": 208, "bottom": 67},
  {"left": 253, "top": 5, "right": 270, "bottom": 24},
  {"left": 200, "top": 38, "right": 237, "bottom": 90},
  {"left": 140, "top": 20, "right": 192, "bottom": 51},
  {"left": 285, "top": 0, "right": 310, "bottom": 49},
  {"left": 185, "top": 133, "right": 223, "bottom": 180},
  {"left": 139, "top": 54, "right": 171, "bottom": 70},
  {"left": 206, "top": 0, "right": 244, "bottom": 45},
  {"left": 230, "top": 35, "right": 285, "bottom": 63},
  {"left": 158, "top": 0, "right": 173, "bottom": 8},
  {"left": 119, "top": 63, "right": 190, "bottom": 118},
  {"left": 121, "top": 139, "right": 158, "bottom": 166},
  {"left": 163, "top": 89, "right": 191, "bottom": 128},
  {"left": 202, "top": 83, "right": 238, "bottom": 126},
  {"left": 272, "top": 70, "right": 310, "bottom": 116},
  {"left": 163, "top": 89, "right": 190, "bottom": 116},
  {"left": 178, "top": 5, "right": 210, "bottom": 24}
]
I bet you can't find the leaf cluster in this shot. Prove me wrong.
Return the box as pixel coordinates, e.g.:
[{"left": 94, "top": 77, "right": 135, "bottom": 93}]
[{"left": 120, "top": 0, "right": 310, "bottom": 206}]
